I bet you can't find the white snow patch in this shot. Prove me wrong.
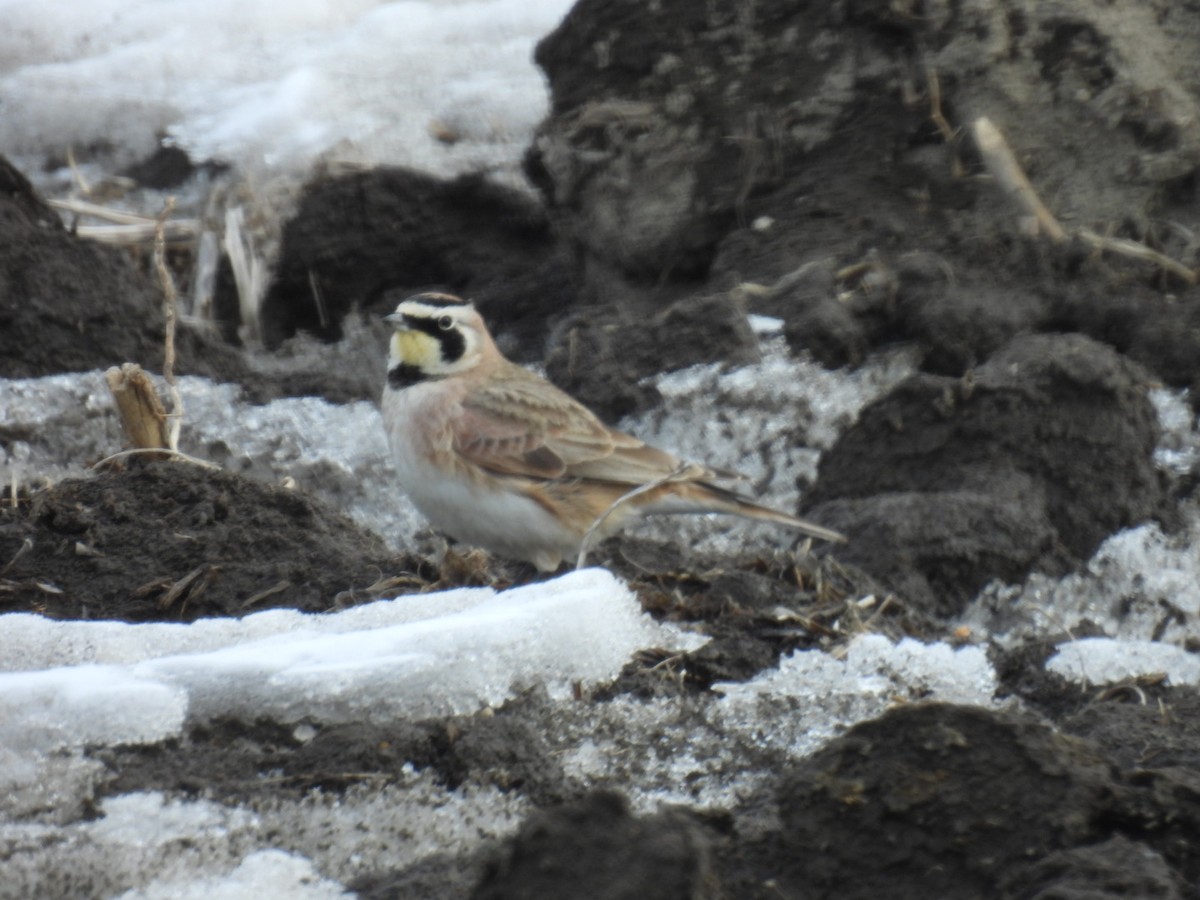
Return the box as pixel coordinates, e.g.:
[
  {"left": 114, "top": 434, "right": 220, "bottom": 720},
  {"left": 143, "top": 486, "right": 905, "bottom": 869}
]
[
  {"left": 962, "top": 509, "right": 1200, "bottom": 647},
  {"left": 714, "top": 634, "right": 999, "bottom": 753},
  {"left": 1150, "top": 387, "right": 1200, "bottom": 475},
  {"left": 2, "top": 776, "right": 527, "bottom": 899},
  {"left": 556, "top": 635, "right": 999, "bottom": 813},
  {"left": 0, "top": 0, "right": 574, "bottom": 186},
  {"left": 0, "top": 569, "right": 700, "bottom": 758},
  {"left": 0, "top": 666, "right": 187, "bottom": 753},
  {"left": 1048, "top": 638, "right": 1200, "bottom": 687},
  {"left": 114, "top": 849, "right": 351, "bottom": 900}
]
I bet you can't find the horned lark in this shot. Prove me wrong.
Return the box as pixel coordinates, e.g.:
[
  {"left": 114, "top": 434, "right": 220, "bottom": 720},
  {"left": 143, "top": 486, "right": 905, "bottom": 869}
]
[{"left": 382, "top": 292, "right": 846, "bottom": 571}]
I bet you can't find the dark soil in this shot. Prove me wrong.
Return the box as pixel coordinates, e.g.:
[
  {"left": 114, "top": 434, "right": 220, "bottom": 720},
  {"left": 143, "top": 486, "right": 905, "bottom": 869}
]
[
  {"left": 0, "top": 461, "right": 429, "bottom": 621},
  {"left": 5, "top": 0, "right": 1200, "bottom": 897}
]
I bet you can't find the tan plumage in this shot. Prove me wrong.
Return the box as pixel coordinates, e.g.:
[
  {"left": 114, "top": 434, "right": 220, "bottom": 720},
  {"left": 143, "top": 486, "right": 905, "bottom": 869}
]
[{"left": 382, "top": 292, "right": 846, "bottom": 571}]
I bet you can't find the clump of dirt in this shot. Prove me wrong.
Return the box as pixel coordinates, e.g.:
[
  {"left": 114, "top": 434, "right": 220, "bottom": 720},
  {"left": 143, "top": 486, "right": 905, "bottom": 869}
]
[
  {"left": 256, "top": 169, "right": 575, "bottom": 357},
  {"left": 529, "top": 0, "right": 1200, "bottom": 398},
  {"left": 98, "top": 691, "right": 571, "bottom": 808},
  {"left": 594, "top": 537, "right": 921, "bottom": 696},
  {"left": 772, "top": 702, "right": 1193, "bottom": 900},
  {"left": 0, "top": 461, "right": 430, "bottom": 621},
  {"left": 805, "top": 332, "right": 1164, "bottom": 616},
  {"left": 471, "top": 791, "right": 715, "bottom": 900},
  {"left": 542, "top": 292, "right": 761, "bottom": 421},
  {"left": 0, "top": 157, "right": 251, "bottom": 386}
]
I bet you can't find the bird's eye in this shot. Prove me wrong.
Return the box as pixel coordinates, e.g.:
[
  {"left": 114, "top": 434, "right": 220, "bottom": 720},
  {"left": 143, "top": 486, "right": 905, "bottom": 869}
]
[{"left": 437, "top": 315, "right": 454, "bottom": 331}]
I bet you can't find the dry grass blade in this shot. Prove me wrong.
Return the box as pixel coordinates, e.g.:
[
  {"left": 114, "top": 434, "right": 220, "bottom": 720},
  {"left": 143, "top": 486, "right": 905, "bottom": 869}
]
[
  {"left": 157, "top": 563, "right": 220, "bottom": 609},
  {"left": 576, "top": 464, "right": 692, "bottom": 570},
  {"left": 0, "top": 539, "right": 33, "bottom": 577},
  {"left": 224, "top": 205, "right": 267, "bottom": 342},
  {"left": 239, "top": 580, "right": 293, "bottom": 611}
]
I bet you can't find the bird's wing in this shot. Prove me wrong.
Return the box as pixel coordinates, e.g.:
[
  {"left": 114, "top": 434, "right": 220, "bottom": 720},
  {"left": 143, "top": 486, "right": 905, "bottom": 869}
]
[{"left": 455, "top": 369, "right": 696, "bottom": 485}]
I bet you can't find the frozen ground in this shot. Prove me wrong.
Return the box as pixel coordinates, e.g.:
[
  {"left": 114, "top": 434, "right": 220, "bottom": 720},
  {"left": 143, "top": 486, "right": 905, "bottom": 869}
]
[
  {"left": 0, "top": 334, "right": 918, "bottom": 557},
  {"left": 5, "top": 0, "right": 1200, "bottom": 894},
  {"left": 4, "top": 333, "right": 1200, "bottom": 895}
]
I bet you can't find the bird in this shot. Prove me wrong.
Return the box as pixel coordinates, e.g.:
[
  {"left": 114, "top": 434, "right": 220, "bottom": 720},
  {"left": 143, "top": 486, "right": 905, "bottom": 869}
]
[{"left": 381, "top": 292, "right": 846, "bottom": 572}]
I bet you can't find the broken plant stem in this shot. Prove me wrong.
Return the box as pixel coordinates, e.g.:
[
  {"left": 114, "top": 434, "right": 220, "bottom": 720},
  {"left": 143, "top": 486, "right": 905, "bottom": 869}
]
[
  {"left": 972, "top": 117, "right": 1198, "bottom": 284},
  {"left": 972, "top": 117, "right": 1067, "bottom": 243},
  {"left": 1078, "top": 228, "right": 1199, "bottom": 286},
  {"left": 105, "top": 363, "right": 171, "bottom": 459},
  {"left": 154, "top": 197, "right": 183, "bottom": 452}
]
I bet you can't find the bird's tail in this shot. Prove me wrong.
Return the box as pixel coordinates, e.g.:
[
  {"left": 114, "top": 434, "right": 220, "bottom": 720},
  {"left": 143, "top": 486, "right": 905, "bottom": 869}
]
[{"left": 646, "top": 481, "right": 848, "bottom": 544}]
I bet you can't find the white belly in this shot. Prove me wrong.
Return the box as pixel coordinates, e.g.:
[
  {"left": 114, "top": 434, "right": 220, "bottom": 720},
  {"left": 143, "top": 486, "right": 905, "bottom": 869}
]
[{"left": 382, "top": 383, "right": 578, "bottom": 570}]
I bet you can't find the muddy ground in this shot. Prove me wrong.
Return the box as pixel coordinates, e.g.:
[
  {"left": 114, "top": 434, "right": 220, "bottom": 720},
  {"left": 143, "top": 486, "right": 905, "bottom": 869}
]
[{"left": 5, "top": 0, "right": 1200, "bottom": 897}]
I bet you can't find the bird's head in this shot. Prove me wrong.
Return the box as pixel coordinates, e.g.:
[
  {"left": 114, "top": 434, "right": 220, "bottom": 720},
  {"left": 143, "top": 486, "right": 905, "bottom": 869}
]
[{"left": 384, "top": 293, "right": 493, "bottom": 386}]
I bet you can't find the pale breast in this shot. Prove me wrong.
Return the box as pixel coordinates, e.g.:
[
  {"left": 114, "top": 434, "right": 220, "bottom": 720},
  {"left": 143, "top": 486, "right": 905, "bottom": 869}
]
[{"left": 381, "top": 380, "right": 577, "bottom": 569}]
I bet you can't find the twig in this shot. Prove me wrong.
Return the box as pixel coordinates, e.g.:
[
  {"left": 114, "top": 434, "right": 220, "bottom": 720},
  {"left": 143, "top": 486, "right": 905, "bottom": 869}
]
[
  {"left": 47, "top": 199, "right": 200, "bottom": 243},
  {"left": 65, "top": 221, "right": 201, "bottom": 244},
  {"left": 926, "top": 68, "right": 957, "bottom": 144},
  {"left": 972, "top": 117, "right": 1067, "bottom": 243},
  {"left": 972, "top": 117, "right": 1197, "bottom": 284},
  {"left": 92, "top": 447, "right": 220, "bottom": 471},
  {"left": 1, "top": 538, "right": 32, "bottom": 577},
  {"left": 65, "top": 146, "right": 90, "bottom": 195},
  {"left": 926, "top": 67, "right": 963, "bottom": 179},
  {"left": 154, "top": 198, "right": 183, "bottom": 452},
  {"left": 576, "top": 464, "right": 692, "bottom": 570},
  {"left": 49, "top": 198, "right": 157, "bottom": 225},
  {"left": 1078, "top": 228, "right": 1198, "bottom": 286}
]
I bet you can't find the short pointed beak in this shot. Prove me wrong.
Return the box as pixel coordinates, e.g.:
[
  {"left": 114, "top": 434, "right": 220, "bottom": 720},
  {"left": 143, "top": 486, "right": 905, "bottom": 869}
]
[{"left": 384, "top": 311, "right": 407, "bottom": 329}]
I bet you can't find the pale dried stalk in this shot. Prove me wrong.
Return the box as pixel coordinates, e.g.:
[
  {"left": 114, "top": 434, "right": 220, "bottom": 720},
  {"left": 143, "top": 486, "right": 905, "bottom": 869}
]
[
  {"left": 972, "top": 117, "right": 1067, "bottom": 243},
  {"left": 154, "top": 198, "right": 183, "bottom": 452},
  {"left": 1079, "top": 228, "right": 1199, "bottom": 286},
  {"left": 224, "top": 205, "right": 266, "bottom": 342},
  {"left": 48, "top": 198, "right": 201, "bottom": 243},
  {"left": 972, "top": 117, "right": 1197, "bottom": 284},
  {"left": 70, "top": 221, "right": 201, "bottom": 244},
  {"left": 104, "top": 363, "right": 171, "bottom": 459}
]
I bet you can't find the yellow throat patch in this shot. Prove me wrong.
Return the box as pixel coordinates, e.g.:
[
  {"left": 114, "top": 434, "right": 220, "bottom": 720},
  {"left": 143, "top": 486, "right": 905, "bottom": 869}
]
[{"left": 391, "top": 329, "right": 442, "bottom": 368}]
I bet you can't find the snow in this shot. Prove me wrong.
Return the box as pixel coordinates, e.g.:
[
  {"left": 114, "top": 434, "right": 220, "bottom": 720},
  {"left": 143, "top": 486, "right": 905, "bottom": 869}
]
[
  {"left": 0, "top": 0, "right": 574, "bottom": 187},
  {"left": 1048, "top": 638, "right": 1200, "bottom": 687},
  {"left": 621, "top": 338, "right": 918, "bottom": 556},
  {"left": 711, "top": 635, "right": 998, "bottom": 762},
  {"left": 554, "top": 634, "right": 1002, "bottom": 813},
  {"left": 0, "top": 569, "right": 692, "bottom": 757},
  {"left": 115, "top": 849, "right": 352, "bottom": 900},
  {"left": 961, "top": 510, "right": 1200, "bottom": 648}
]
